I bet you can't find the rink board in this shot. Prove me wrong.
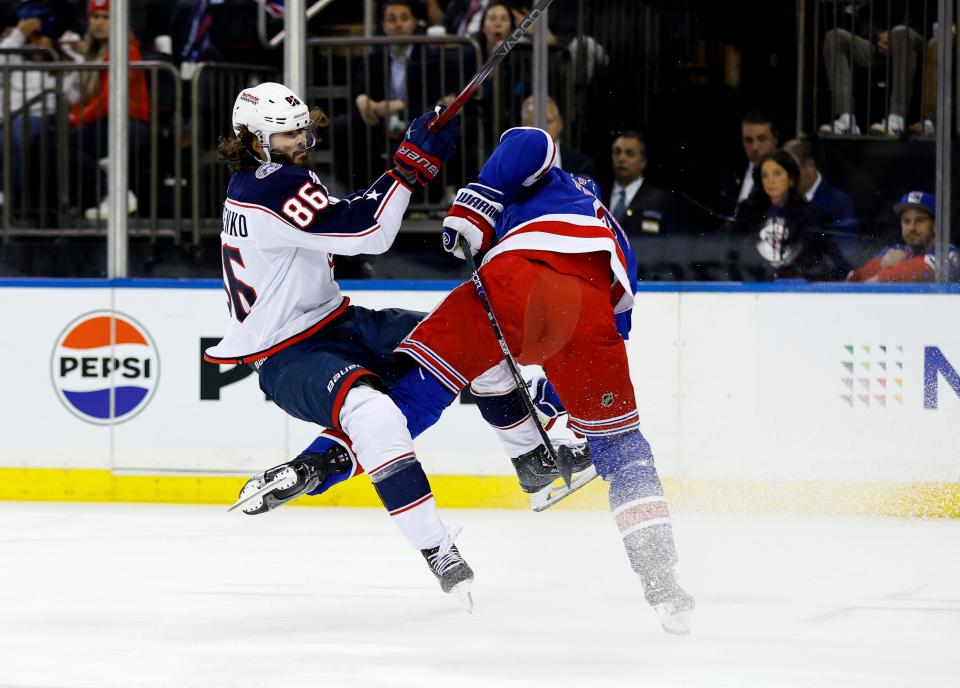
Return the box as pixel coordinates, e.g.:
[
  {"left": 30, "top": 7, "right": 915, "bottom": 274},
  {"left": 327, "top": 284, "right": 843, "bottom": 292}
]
[{"left": 1, "top": 279, "right": 959, "bottom": 516}]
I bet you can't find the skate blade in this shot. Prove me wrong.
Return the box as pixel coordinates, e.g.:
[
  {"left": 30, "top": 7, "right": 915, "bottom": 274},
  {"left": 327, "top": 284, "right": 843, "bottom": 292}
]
[
  {"left": 655, "top": 606, "right": 691, "bottom": 636},
  {"left": 449, "top": 580, "right": 474, "bottom": 614},
  {"left": 227, "top": 468, "right": 296, "bottom": 513},
  {"left": 530, "top": 466, "right": 598, "bottom": 512}
]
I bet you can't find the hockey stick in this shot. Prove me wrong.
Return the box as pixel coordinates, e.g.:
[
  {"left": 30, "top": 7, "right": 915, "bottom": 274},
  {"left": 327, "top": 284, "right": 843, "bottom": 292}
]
[
  {"left": 428, "top": 0, "right": 557, "bottom": 132},
  {"left": 458, "top": 238, "right": 573, "bottom": 488}
]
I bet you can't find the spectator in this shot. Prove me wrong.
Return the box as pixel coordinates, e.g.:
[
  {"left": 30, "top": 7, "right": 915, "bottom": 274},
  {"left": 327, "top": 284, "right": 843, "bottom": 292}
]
[
  {"left": 354, "top": 0, "right": 429, "bottom": 138},
  {"left": 732, "top": 150, "right": 848, "bottom": 281},
  {"left": 820, "top": 1, "right": 930, "bottom": 137},
  {"left": 69, "top": 0, "right": 151, "bottom": 220},
  {"left": 847, "top": 191, "right": 959, "bottom": 282},
  {"left": 519, "top": 95, "right": 595, "bottom": 178},
  {"left": 444, "top": 0, "right": 488, "bottom": 37},
  {"left": 513, "top": 0, "right": 608, "bottom": 83},
  {"left": 471, "top": 0, "right": 515, "bottom": 62},
  {"left": 0, "top": 1, "right": 69, "bottom": 207},
  {"left": 709, "top": 110, "right": 779, "bottom": 220},
  {"left": 783, "top": 138, "right": 859, "bottom": 261},
  {"left": 377, "top": 0, "right": 438, "bottom": 26},
  {"left": 511, "top": 3, "right": 558, "bottom": 46},
  {"left": 469, "top": 1, "right": 522, "bottom": 149},
  {"left": 423, "top": 0, "right": 445, "bottom": 27},
  {"left": 341, "top": 0, "right": 458, "bottom": 191},
  {"left": 606, "top": 131, "right": 676, "bottom": 237},
  {"left": 912, "top": 24, "right": 956, "bottom": 137},
  {"left": 168, "top": 0, "right": 279, "bottom": 73}
]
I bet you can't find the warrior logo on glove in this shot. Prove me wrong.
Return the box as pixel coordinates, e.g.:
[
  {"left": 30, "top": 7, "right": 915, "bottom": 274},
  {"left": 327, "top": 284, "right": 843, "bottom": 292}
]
[{"left": 453, "top": 189, "right": 502, "bottom": 222}]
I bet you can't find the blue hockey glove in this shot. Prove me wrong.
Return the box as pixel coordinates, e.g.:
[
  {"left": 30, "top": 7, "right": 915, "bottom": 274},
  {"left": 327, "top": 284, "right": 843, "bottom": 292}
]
[
  {"left": 527, "top": 375, "right": 565, "bottom": 430},
  {"left": 441, "top": 183, "right": 503, "bottom": 259},
  {"left": 393, "top": 106, "right": 460, "bottom": 186}
]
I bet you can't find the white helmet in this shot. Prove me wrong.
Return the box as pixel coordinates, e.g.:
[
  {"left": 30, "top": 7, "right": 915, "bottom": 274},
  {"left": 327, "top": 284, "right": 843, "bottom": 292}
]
[{"left": 231, "top": 82, "right": 316, "bottom": 163}]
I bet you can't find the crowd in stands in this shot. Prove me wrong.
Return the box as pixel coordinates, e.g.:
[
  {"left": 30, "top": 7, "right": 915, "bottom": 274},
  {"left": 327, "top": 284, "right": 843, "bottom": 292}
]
[{"left": 0, "top": 0, "right": 956, "bottom": 283}]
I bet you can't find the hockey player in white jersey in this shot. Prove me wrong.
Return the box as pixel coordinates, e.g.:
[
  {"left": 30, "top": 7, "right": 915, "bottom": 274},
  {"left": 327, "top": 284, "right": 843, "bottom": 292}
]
[{"left": 203, "top": 82, "right": 473, "bottom": 604}]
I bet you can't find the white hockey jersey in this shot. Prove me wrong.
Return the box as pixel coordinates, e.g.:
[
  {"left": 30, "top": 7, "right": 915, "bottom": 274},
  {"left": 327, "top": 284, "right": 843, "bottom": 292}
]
[{"left": 203, "top": 163, "right": 412, "bottom": 364}]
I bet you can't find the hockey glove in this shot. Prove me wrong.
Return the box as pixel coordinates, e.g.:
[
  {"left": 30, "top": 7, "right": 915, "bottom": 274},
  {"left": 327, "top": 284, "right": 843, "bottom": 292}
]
[
  {"left": 527, "top": 375, "right": 565, "bottom": 430},
  {"left": 392, "top": 106, "right": 460, "bottom": 186},
  {"left": 441, "top": 183, "right": 504, "bottom": 259}
]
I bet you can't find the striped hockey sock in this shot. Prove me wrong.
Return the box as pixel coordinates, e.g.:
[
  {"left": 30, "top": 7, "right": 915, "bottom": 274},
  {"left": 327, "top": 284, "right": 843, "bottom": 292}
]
[
  {"left": 372, "top": 462, "right": 446, "bottom": 551},
  {"left": 589, "top": 431, "right": 679, "bottom": 576}
]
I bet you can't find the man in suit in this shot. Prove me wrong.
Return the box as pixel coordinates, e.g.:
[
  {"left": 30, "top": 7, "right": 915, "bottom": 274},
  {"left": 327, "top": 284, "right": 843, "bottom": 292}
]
[
  {"left": 784, "top": 138, "right": 860, "bottom": 262},
  {"left": 606, "top": 131, "right": 676, "bottom": 236},
  {"left": 520, "top": 95, "right": 596, "bottom": 178},
  {"left": 341, "top": 0, "right": 454, "bottom": 190},
  {"left": 710, "top": 111, "right": 779, "bottom": 220},
  {"left": 354, "top": 0, "right": 443, "bottom": 136}
]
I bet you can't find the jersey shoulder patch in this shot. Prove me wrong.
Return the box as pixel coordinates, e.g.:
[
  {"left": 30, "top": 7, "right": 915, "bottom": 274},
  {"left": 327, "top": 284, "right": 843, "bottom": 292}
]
[{"left": 255, "top": 162, "right": 282, "bottom": 179}]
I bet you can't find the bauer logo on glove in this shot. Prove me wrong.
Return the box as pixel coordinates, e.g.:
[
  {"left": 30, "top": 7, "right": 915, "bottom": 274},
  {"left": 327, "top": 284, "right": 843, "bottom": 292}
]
[
  {"left": 395, "top": 143, "right": 441, "bottom": 182},
  {"left": 391, "top": 106, "right": 460, "bottom": 186}
]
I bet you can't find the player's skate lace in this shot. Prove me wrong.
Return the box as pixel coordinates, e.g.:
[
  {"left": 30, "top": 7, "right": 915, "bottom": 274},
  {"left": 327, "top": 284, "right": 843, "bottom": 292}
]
[{"left": 421, "top": 525, "right": 474, "bottom": 595}]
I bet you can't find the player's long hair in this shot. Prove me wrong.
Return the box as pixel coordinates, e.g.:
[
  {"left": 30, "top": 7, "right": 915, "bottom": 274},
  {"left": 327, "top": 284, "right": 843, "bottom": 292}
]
[{"left": 217, "top": 107, "right": 328, "bottom": 171}]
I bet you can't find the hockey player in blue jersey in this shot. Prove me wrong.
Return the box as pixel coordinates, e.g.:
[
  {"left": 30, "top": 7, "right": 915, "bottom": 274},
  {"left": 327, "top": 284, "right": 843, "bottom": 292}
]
[
  {"left": 397, "top": 127, "right": 694, "bottom": 633},
  {"left": 392, "top": 127, "right": 695, "bottom": 634},
  {"left": 205, "top": 82, "right": 476, "bottom": 604}
]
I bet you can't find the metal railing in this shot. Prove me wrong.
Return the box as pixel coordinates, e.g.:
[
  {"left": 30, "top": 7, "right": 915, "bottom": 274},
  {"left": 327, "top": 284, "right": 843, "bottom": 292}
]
[
  {"left": 2, "top": 34, "right": 590, "bottom": 245},
  {"left": 0, "top": 56, "right": 182, "bottom": 242}
]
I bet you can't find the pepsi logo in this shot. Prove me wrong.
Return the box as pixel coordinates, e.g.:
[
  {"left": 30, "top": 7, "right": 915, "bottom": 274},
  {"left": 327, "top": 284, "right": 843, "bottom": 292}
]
[{"left": 50, "top": 311, "right": 160, "bottom": 425}]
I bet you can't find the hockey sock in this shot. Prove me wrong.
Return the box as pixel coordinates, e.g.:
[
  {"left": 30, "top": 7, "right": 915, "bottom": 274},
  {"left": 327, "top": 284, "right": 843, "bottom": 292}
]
[
  {"left": 339, "top": 384, "right": 446, "bottom": 550},
  {"left": 390, "top": 365, "right": 458, "bottom": 438},
  {"left": 474, "top": 391, "right": 541, "bottom": 458},
  {"left": 471, "top": 362, "right": 541, "bottom": 457},
  {"left": 372, "top": 462, "right": 446, "bottom": 550},
  {"left": 588, "top": 430, "right": 679, "bottom": 576}
]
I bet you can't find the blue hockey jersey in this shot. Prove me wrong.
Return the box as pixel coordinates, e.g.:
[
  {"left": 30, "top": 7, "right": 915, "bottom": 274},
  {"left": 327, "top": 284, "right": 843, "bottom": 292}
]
[{"left": 475, "top": 127, "right": 635, "bottom": 315}]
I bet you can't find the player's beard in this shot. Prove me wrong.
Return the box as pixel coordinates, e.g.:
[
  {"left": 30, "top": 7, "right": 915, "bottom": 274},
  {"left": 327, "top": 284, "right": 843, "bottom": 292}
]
[{"left": 272, "top": 150, "right": 312, "bottom": 170}]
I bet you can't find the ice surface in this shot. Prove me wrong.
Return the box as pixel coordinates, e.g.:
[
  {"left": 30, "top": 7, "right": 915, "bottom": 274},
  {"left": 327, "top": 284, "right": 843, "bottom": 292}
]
[{"left": 0, "top": 503, "right": 957, "bottom": 688}]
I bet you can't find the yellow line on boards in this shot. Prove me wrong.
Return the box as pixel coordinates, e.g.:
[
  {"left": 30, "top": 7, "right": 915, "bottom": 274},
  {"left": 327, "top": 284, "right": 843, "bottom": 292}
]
[{"left": 0, "top": 468, "right": 958, "bottom": 517}]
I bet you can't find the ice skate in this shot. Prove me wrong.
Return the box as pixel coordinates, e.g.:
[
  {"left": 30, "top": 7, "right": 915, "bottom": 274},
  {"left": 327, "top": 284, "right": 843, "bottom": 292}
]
[
  {"left": 511, "top": 441, "right": 597, "bottom": 510},
  {"left": 230, "top": 445, "right": 352, "bottom": 514},
  {"left": 640, "top": 567, "right": 696, "bottom": 635},
  {"left": 511, "top": 441, "right": 593, "bottom": 494},
  {"left": 421, "top": 529, "right": 474, "bottom": 613}
]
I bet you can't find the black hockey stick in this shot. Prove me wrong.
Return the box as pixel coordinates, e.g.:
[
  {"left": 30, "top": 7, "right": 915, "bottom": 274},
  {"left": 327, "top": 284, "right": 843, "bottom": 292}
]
[
  {"left": 458, "top": 238, "right": 573, "bottom": 488},
  {"left": 428, "top": 0, "right": 556, "bottom": 132}
]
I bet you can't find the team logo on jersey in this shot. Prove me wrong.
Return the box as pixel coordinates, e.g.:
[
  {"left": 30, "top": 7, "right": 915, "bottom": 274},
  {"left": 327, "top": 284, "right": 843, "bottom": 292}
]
[
  {"left": 255, "top": 162, "right": 282, "bottom": 179},
  {"left": 51, "top": 311, "right": 160, "bottom": 425}
]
